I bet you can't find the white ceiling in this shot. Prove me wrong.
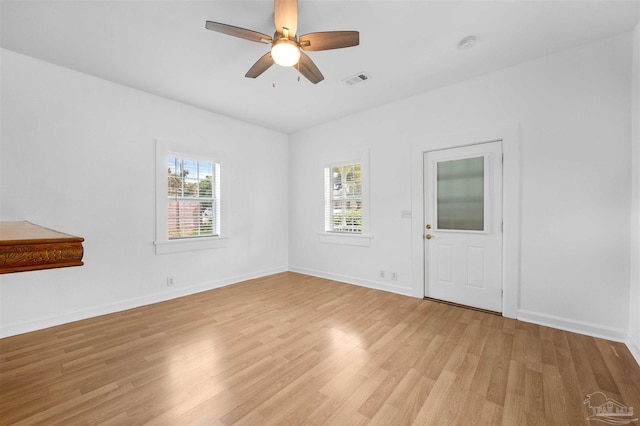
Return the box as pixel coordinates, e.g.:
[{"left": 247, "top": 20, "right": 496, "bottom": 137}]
[{"left": 2, "top": 0, "right": 639, "bottom": 134}]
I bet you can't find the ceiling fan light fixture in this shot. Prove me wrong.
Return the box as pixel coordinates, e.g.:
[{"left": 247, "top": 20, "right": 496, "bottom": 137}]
[
  {"left": 206, "top": 0, "right": 359, "bottom": 84},
  {"left": 271, "top": 38, "right": 300, "bottom": 67}
]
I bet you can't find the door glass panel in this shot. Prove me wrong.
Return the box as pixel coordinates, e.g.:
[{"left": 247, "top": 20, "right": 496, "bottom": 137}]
[{"left": 437, "top": 157, "right": 484, "bottom": 231}]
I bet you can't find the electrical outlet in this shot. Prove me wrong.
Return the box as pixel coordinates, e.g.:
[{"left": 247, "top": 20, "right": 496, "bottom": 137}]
[
  {"left": 379, "top": 270, "right": 385, "bottom": 279},
  {"left": 391, "top": 272, "right": 398, "bottom": 281},
  {"left": 166, "top": 276, "right": 175, "bottom": 287}
]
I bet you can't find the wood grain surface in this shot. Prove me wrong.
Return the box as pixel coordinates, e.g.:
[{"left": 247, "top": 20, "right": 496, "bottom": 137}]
[
  {"left": 1, "top": 272, "right": 638, "bottom": 425},
  {"left": 0, "top": 221, "right": 84, "bottom": 273}
]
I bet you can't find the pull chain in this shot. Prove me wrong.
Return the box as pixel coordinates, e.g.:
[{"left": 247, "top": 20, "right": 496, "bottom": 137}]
[{"left": 272, "top": 64, "right": 276, "bottom": 88}]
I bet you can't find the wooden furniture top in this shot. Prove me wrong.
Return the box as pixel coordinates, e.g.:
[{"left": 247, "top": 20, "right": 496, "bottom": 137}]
[
  {"left": 0, "top": 221, "right": 84, "bottom": 245},
  {"left": 0, "top": 221, "right": 84, "bottom": 273}
]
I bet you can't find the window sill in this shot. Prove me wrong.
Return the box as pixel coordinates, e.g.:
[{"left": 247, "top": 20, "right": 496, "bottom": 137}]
[
  {"left": 318, "top": 232, "right": 373, "bottom": 247},
  {"left": 154, "top": 236, "right": 229, "bottom": 254}
]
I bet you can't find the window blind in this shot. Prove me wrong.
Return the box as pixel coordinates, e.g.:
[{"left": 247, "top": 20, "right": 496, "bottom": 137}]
[
  {"left": 324, "top": 163, "right": 362, "bottom": 233},
  {"left": 167, "top": 156, "right": 219, "bottom": 239}
]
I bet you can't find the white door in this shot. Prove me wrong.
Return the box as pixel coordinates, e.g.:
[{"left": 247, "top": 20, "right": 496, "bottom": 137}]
[{"left": 424, "top": 141, "right": 503, "bottom": 312}]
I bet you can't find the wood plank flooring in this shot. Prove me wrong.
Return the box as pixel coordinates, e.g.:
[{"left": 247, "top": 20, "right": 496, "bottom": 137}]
[{"left": 1, "top": 272, "right": 639, "bottom": 425}]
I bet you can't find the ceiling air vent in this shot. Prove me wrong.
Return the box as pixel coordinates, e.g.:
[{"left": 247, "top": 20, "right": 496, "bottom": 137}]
[{"left": 343, "top": 72, "right": 371, "bottom": 86}]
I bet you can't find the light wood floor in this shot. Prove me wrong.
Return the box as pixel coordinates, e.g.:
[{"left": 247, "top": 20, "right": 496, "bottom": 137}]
[{"left": 1, "top": 272, "right": 639, "bottom": 425}]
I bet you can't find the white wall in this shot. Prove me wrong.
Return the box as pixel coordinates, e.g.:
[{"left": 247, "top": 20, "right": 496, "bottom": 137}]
[
  {"left": 1, "top": 31, "right": 636, "bottom": 348},
  {"left": 629, "top": 22, "right": 640, "bottom": 364},
  {"left": 289, "top": 33, "right": 633, "bottom": 341},
  {"left": 0, "top": 49, "right": 289, "bottom": 337}
]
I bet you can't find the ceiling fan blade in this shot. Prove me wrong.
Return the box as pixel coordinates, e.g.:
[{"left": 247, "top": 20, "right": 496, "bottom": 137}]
[
  {"left": 274, "top": 0, "right": 298, "bottom": 37},
  {"left": 245, "top": 52, "right": 275, "bottom": 79},
  {"left": 205, "top": 21, "right": 272, "bottom": 44},
  {"left": 297, "top": 52, "right": 324, "bottom": 84},
  {"left": 299, "top": 31, "right": 360, "bottom": 51}
]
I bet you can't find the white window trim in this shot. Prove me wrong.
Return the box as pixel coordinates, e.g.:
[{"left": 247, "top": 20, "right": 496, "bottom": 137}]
[
  {"left": 320, "top": 149, "right": 372, "bottom": 247},
  {"left": 155, "top": 139, "right": 228, "bottom": 254}
]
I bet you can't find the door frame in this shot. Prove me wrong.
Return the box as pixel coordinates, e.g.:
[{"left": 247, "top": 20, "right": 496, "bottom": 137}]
[{"left": 410, "top": 126, "right": 521, "bottom": 318}]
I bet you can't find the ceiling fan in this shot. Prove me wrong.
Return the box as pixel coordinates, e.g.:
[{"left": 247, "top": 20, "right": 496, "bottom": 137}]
[{"left": 205, "top": 0, "right": 359, "bottom": 84}]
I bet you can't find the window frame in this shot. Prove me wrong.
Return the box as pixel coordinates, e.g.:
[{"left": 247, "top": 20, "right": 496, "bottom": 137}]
[
  {"left": 155, "top": 139, "right": 228, "bottom": 254},
  {"left": 319, "top": 150, "right": 373, "bottom": 247}
]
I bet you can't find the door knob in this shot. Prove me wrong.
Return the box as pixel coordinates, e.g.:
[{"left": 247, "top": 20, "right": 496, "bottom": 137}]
[{"left": 426, "top": 234, "right": 433, "bottom": 240}]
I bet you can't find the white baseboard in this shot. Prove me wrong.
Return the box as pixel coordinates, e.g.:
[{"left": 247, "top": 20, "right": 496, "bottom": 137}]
[
  {"left": 0, "top": 266, "right": 288, "bottom": 338},
  {"left": 517, "top": 309, "right": 628, "bottom": 343},
  {"left": 627, "top": 334, "right": 640, "bottom": 368},
  {"left": 288, "top": 266, "right": 414, "bottom": 297}
]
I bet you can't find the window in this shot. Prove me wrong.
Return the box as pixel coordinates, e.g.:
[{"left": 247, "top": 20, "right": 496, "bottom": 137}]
[
  {"left": 155, "top": 139, "right": 227, "bottom": 254},
  {"left": 319, "top": 151, "right": 372, "bottom": 247},
  {"left": 324, "top": 163, "right": 362, "bottom": 233},
  {"left": 167, "top": 156, "right": 220, "bottom": 239},
  {"left": 436, "top": 156, "right": 484, "bottom": 231}
]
